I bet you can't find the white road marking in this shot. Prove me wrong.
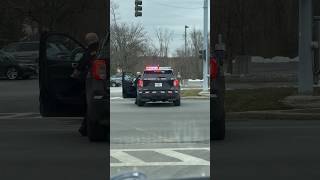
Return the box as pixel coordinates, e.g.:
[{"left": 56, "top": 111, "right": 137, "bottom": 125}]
[
  {"left": 153, "top": 149, "right": 209, "bottom": 165},
  {"left": 111, "top": 151, "right": 145, "bottom": 164},
  {"left": 0, "top": 113, "right": 35, "bottom": 119},
  {"left": 110, "top": 147, "right": 209, "bottom": 167},
  {"left": 110, "top": 97, "right": 123, "bottom": 100}
]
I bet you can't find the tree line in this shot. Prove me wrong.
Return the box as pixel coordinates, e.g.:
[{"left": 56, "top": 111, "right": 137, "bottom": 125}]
[{"left": 212, "top": 0, "right": 320, "bottom": 73}]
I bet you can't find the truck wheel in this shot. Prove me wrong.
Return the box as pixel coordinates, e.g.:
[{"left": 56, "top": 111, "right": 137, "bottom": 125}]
[
  {"left": 122, "top": 90, "right": 128, "bottom": 98},
  {"left": 136, "top": 97, "right": 144, "bottom": 106},
  {"left": 86, "top": 114, "right": 107, "bottom": 142},
  {"left": 173, "top": 98, "right": 181, "bottom": 106},
  {"left": 212, "top": 96, "right": 225, "bottom": 140}
]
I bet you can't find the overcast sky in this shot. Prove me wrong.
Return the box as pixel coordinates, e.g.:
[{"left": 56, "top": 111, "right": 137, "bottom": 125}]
[{"left": 112, "top": 0, "right": 210, "bottom": 56}]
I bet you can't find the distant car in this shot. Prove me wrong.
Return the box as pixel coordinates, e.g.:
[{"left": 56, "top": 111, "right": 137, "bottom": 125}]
[
  {"left": 110, "top": 74, "right": 122, "bottom": 87},
  {"left": 0, "top": 50, "right": 37, "bottom": 80},
  {"left": 122, "top": 66, "right": 181, "bottom": 106},
  {"left": 1, "top": 41, "right": 39, "bottom": 62}
]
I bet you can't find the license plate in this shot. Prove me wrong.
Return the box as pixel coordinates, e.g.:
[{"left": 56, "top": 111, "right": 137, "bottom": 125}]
[{"left": 154, "top": 83, "right": 162, "bottom": 87}]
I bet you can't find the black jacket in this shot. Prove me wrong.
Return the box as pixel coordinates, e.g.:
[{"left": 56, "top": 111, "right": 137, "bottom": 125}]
[{"left": 76, "top": 42, "right": 99, "bottom": 75}]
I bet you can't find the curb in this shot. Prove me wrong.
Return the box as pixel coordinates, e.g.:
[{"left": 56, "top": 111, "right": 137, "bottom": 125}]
[{"left": 227, "top": 109, "right": 320, "bottom": 120}]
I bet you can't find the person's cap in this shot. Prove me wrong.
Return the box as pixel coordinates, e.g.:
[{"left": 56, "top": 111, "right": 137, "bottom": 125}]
[{"left": 85, "top": 33, "right": 99, "bottom": 45}]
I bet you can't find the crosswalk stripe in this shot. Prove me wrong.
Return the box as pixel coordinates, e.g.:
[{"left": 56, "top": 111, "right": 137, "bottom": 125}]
[
  {"left": 153, "top": 149, "right": 209, "bottom": 165},
  {"left": 112, "top": 151, "right": 145, "bottom": 164},
  {"left": 110, "top": 97, "right": 123, "bottom": 100},
  {"left": 110, "top": 148, "right": 209, "bottom": 167}
]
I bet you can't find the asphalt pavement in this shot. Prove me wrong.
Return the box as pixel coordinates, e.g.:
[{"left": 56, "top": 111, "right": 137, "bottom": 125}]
[
  {"left": 214, "top": 120, "right": 320, "bottom": 180},
  {"left": 110, "top": 94, "right": 210, "bottom": 179},
  {"left": 0, "top": 79, "right": 107, "bottom": 180},
  {"left": 1, "top": 80, "right": 320, "bottom": 180}
]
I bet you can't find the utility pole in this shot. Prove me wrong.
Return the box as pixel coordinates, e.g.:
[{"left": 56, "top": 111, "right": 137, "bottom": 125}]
[
  {"left": 298, "top": 0, "right": 313, "bottom": 94},
  {"left": 202, "top": 0, "right": 209, "bottom": 92},
  {"left": 185, "top": 25, "right": 189, "bottom": 57}
]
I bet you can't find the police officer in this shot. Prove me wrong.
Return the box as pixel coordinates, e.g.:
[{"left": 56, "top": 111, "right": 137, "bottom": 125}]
[
  {"left": 134, "top": 72, "right": 142, "bottom": 104},
  {"left": 71, "top": 32, "right": 100, "bottom": 136}
]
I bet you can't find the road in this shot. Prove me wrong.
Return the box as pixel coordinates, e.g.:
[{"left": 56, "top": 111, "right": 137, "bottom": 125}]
[
  {"left": 1, "top": 80, "right": 320, "bottom": 179},
  {"left": 213, "top": 120, "right": 320, "bottom": 180},
  {"left": 0, "top": 79, "right": 107, "bottom": 180},
  {"left": 0, "top": 81, "right": 210, "bottom": 179},
  {"left": 110, "top": 87, "right": 210, "bottom": 179}
]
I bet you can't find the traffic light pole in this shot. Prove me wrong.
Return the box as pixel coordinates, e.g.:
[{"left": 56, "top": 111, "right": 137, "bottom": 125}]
[
  {"left": 298, "top": 0, "right": 313, "bottom": 94},
  {"left": 202, "top": 0, "right": 209, "bottom": 92}
]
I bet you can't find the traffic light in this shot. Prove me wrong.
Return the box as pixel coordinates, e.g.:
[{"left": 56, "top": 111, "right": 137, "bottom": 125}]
[
  {"left": 199, "top": 50, "right": 206, "bottom": 59},
  {"left": 135, "top": 0, "right": 142, "bottom": 17}
]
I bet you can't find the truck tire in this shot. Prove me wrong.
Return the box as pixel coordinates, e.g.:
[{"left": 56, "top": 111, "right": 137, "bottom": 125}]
[
  {"left": 122, "top": 90, "right": 128, "bottom": 98},
  {"left": 136, "top": 97, "right": 144, "bottom": 106},
  {"left": 211, "top": 95, "right": 225, "bottom": 140},
  {"left": 173, "top": 98, "right": 181, "bottom": 106}
]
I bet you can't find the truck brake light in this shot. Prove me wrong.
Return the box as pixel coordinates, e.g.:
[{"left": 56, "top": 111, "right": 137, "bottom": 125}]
[
  {"left": 92, "top": 59, "right": 106, "bottom": 80},
  {"left": 210, "top": 58, "right": 218, "bottom": 80},
  {"left": 138, "top": 79, "right": 143, "bottom": 88},
  {"left": 173, "top": 79, "right": 179, "bottom": 87}
]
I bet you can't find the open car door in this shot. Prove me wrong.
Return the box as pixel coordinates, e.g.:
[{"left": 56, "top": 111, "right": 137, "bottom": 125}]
[
  {"left": 39, "top": 32, "right": 86, "bottom": 117},
  {"left": 122, "top": 72, "right": 137, "bottom": 98}
]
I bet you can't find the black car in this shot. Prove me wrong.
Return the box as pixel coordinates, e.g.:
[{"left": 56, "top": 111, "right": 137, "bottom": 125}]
[
  {"left": 210, "top": 56, "right": 226, "bottom": 140},
  {"left": 38, "top": 32, "right": 109, "bottom": 142},
  {"left": 122, "top": 66, "right": 181, "bottom": 106},
  {"left": 110, "top": 73, "right": 122, "bottom": 87},
  {"left": 0, "top": 50, "right": 37, "bottom": 80}
]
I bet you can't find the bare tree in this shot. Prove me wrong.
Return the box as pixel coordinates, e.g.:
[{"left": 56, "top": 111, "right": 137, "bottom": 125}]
[{"left": 155, "top": 28, "right": 173, "bottom": 58}]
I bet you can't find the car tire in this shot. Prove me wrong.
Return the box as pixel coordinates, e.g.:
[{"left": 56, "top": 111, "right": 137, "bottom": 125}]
[
  {"left": 111, "top": 82, "right": 116, "bottom": 87},
  {"left": 86, "top": 113, "right": 107, "bottom": 142},
  {"left": 173, "top": 98, "right": 181, "bottom": 106},
  {"left": 122, "top": 90, "right": 128, "bottom": 98},
  {"left": 6, "top": 67, "right": 19, "bottom": 80},
  {"left": 39, "top": 94, "right": 52, "bottom": 117},
  {"left": 211, "top": 96, "right": 225, "bottom": 140},
  {"left": 136, "top": 97, "right": 144, "bottom": 106}
]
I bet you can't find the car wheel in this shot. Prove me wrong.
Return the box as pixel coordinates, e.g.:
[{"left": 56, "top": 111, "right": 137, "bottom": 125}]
[
  {"left": 86, "top": 113, "right": 107, "bottom": 142},
  {"left": 173, "top": 98, "right": 181, "bottom": 106},
  {"left": 211, "top": 96, "right": 225, "bottom": 140},
  {"left": 111, "top": 82, "right": 116, "bottom": 87},
  {"left": 122, "top": 90, "right": 128, "bottom": 98},
  {"left": 136, "top": 97, "right": 144, "bottom": 106},
  {"left": 6, "top": 67, "right": 19, "bottom": 80}
]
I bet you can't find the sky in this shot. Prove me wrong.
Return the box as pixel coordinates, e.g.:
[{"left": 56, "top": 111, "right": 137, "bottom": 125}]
[{"left": 112, "top": 0, "right": 210, "bottom": 57}]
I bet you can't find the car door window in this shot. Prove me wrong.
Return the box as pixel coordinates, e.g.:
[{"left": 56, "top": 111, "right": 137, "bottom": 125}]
[{"left": 46, "top": 35, "right": 85, "bottom": 62}]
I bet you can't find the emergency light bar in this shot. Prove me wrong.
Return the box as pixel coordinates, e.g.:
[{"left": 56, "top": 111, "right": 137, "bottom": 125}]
[{"left": 145, "top": 65, "right": 172, "bottom": 71}]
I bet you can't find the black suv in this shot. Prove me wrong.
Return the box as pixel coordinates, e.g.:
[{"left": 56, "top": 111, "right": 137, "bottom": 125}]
[
  {"left": 210, "top": 56, "right": 226, "bottom": 140},
  {"left": 38, "top": 32, "right": 109, "bottom": 142},
  {"left": 122, "top": 66, "right": 181, "bottom": 106}
]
